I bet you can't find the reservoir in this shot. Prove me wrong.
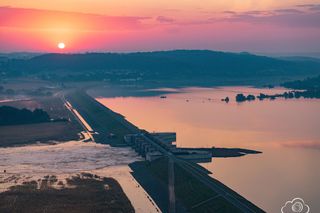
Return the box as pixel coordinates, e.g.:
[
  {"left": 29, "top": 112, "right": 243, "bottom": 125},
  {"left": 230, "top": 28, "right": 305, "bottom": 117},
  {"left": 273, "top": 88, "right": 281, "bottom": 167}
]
[{"left": 96, "top": 86, "right": 320, "bottom": 212}]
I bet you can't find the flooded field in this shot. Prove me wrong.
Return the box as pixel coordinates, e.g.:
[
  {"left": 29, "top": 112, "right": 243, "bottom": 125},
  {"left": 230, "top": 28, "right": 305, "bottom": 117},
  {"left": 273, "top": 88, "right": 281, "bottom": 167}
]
[{"left": 0, "top": 141, "right": 160, "bottom": 213}]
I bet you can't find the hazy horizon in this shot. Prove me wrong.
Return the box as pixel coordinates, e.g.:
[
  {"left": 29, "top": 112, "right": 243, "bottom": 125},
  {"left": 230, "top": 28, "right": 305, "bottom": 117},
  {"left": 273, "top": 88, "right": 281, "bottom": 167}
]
[{"left": 1, "top": 49, "right": 320, "bottom": 59}]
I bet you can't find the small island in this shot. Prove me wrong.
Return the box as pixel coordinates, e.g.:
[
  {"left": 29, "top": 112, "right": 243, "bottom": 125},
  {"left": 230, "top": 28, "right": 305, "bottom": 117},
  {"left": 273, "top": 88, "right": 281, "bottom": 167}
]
[
  {"left": 236, "top": 94, "right": 255, "bottom": 102},
  {"left": 221, "top": 96, "right": 230, "bottom": 103}
]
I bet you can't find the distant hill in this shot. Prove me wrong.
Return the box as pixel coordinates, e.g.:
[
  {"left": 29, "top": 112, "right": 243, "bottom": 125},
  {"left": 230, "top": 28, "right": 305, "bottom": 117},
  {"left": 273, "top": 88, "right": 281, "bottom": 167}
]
[
  {"left": 0, "top": 56, "right": 8, "bottom": 63},
  {"left": 1, "top": 50, "right": 320, "bottom": 82},
  {"left": 278, "top": 56, "right": 320, "bottom": 63},
  {"left": 0, "top": 52, "right": 42, "bottom": 59}
]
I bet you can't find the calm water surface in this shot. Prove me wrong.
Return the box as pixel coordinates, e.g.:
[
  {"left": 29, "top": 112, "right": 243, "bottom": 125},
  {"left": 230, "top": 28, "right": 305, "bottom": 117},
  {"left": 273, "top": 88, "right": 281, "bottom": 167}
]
[{"left": 97, "top": 87, "right": 320, "bottom": 212}]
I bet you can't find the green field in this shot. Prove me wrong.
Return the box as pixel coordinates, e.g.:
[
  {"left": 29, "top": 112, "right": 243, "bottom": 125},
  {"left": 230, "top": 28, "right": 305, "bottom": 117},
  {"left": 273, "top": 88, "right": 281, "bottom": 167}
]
[{"left": 0, "top": 96, "right": 81, "bottom": 147}]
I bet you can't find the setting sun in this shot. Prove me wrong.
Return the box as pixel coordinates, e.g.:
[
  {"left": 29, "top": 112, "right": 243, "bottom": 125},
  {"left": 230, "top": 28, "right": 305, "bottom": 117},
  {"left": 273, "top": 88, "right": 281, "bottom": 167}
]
[{"left": 58, "top": 42, "right": 65, "bottom": 49}]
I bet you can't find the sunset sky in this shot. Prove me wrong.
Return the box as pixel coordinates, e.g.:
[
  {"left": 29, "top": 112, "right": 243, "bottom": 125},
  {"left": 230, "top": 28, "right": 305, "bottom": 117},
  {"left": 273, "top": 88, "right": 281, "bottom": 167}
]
[{"left": 1, "top": 0, "right": 320, "bottom": 53}]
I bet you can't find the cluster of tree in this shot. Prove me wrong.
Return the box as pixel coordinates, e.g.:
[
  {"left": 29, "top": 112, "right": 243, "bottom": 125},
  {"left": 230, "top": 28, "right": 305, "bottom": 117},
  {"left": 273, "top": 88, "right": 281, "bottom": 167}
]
[
  {"left": 256, "top": 91, "right": 317, "bottom": 100},
  {"left": 235, "top": 94, "right": 256, "bottom": 102},
  {"left": 234, "top": 75, "right": 320, "bottom": 102},
  {"left": 0, "top": 106, "right": 51, "bottom": 126},
  {"left": 281, "top": 75, "right": 320, "bottom": 90},
  {"left": 283, "top": 90, "right": 319, "bottom": 99},
  {"left": 235, "top": 89, "right": 320, "bottom": 102}
]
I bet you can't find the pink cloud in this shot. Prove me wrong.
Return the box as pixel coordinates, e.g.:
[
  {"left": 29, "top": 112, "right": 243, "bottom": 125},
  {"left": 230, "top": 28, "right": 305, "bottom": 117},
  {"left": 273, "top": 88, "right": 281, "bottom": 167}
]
[
  {"left": 0, "top": 7, "right": 150, "bottom": 31},
  {"left": 156, "top": 16, "right": 175, "bottom": 23},
  {"left": 0, "top": 5, "right": 320, "bottom": 52},
  {"left": 217, "top": 8, "right": 320, "bottom": 28}
]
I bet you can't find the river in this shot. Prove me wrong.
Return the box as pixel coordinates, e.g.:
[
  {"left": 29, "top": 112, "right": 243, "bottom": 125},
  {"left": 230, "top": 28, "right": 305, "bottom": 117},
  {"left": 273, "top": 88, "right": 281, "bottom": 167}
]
[{"left": 96, "top": 86, "right": 320, "bottom": 212}]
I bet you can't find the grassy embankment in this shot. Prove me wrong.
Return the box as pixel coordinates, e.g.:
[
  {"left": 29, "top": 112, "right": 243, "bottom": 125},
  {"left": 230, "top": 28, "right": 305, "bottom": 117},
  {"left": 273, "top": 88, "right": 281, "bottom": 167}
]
[
  {"left": 138, "top": 157, "right": 265, "bottom": 213},
  {"left": 66, "top": 90, "right": 138, "bottom": 146}
]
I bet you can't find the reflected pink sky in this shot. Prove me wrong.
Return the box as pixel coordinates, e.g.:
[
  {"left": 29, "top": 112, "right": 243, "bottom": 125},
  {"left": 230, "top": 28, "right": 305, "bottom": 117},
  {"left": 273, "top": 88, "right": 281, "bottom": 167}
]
[{"left": 97, "top": 86, "right": 320, "bottom": 212}]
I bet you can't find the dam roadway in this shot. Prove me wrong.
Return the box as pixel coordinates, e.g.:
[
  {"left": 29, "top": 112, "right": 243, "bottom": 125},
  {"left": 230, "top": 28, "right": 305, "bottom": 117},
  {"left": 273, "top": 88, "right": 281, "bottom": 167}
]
[{"left": 65, "top": 90, "right": 265, "bottom": 213}]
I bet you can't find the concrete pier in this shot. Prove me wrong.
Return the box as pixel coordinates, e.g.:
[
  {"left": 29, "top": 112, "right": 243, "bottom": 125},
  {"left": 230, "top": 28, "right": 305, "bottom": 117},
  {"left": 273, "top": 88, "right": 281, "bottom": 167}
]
[{"left": 124, "top": 133, "right": 212, "bottom": 163}]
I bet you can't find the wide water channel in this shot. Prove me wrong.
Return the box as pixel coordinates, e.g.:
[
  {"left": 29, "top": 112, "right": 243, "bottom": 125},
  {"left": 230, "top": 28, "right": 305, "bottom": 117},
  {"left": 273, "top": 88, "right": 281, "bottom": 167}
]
[{"left": 96, "top": 86, "right": 320, "bottom": 212}]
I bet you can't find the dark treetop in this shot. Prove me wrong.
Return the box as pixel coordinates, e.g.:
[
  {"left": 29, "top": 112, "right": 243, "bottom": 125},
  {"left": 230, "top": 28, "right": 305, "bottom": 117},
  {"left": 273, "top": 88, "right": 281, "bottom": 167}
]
[{"left": 0, "top": 106, "right": 50, "bottom": 126}]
